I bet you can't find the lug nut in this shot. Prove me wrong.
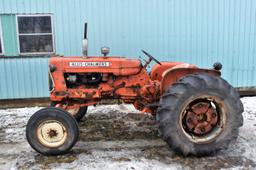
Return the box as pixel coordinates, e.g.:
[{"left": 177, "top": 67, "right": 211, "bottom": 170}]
[{"left": 187, "top": 118, "right": 192, "bottom": 123}]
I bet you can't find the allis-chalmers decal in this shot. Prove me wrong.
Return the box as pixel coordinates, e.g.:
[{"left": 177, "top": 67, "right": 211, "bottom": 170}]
[{"left": 69, "top": 62, "right": 110, "bottom": 67}]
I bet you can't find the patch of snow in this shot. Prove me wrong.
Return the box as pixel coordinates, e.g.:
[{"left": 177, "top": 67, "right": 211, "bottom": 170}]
[
  {"left": 87, "top": 104, "right": 140, "bottom": 115},
  {"left": 0, "top": 98, "right": 255, "bottom": 169},
  {"left": 232, "top": 97, "right": 256, "bottom": 159},
  {"left": 49, "top": 149, "right": 183, "bottom": 170}
]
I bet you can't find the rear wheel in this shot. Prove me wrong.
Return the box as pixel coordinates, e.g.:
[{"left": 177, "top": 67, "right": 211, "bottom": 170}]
[
  {"left": 26, "top": 107, "right": 79, "bottom": 155},
  {"left": 157, "top": 74, "right": 243, "bottom": 156},
  {"left": 51, "top": 102, "right": 87, "bottom": 122}
]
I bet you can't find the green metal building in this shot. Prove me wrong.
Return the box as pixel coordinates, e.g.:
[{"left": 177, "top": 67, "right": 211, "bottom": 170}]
[{"left": 0, "top": 0, "right": 256, "bottom": 99}]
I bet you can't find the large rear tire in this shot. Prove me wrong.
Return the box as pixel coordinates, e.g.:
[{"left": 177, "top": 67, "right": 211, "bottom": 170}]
[
  {"left": 157, "top": 73, "right": 243, "bottom": 156},
  {"left": 26, "top": 107, "right": 79, "bottom": 155}
]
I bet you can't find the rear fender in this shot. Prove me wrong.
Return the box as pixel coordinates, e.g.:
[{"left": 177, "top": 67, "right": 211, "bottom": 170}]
[{"left": 161, "top": 66, "right": 221, "bottom": 93}]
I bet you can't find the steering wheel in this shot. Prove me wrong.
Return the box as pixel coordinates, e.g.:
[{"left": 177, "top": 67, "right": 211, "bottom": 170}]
[{"left": 141, "top": 50, "right": 162, "bottom": 65}]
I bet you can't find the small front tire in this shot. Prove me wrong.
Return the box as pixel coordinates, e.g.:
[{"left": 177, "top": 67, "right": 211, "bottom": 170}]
[{"left": 26, "top": 107, "right": 79, "bottom": 155}]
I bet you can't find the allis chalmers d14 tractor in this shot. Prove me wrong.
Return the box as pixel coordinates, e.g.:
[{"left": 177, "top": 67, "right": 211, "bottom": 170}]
[{"left": 26, "top": 24, "right": 243, "bottom": 156}]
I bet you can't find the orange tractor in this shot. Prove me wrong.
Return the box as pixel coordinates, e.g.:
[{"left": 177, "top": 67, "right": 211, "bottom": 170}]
[{"left": 26, "top": 24, "right": 243, "bottom": 156}]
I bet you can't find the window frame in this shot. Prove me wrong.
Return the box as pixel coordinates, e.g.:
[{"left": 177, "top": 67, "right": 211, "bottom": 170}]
[
  {"left": 16, "top": 14, "right": 55, "bottom": 55},
  {"left": 0, "top": 18, "right": 4, "bottom": 55}
]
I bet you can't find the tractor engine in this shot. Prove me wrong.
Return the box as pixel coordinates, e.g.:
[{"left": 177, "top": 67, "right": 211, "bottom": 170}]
[
  {"left": 49, "top": 55, "right": 162, "bottom": 113},
  {"left": 65, "top": 73, "right": 102, "bottom": 88}
]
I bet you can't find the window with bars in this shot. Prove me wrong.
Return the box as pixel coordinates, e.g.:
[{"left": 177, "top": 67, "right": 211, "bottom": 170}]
[{"left": 17, "top": 15, "right": 54, "bottom": 54}]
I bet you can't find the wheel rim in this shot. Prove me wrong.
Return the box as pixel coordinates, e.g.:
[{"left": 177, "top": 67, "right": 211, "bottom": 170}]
[
  {"left": 37, "top": 120, "right": 67, "bottom": 148},
  {"left": 180, "top": 96, "right": 226, "bottom": 144}
]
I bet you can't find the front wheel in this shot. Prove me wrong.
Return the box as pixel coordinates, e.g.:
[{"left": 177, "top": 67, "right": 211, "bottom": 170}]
[
  {"left": 157, "top": 74, "right": 243, "bottom": 156},
  {"left": 26, "top": 107, "right": 79, "bottom": 155}
]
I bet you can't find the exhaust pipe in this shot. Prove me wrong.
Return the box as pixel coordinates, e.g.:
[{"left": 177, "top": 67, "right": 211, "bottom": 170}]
[{"left": 82, "top": 23, "right": 88, "bottom": 56}]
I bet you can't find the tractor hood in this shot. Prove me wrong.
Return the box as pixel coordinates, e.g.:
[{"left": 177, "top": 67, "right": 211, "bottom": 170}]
[{"left": 49, "top": 56, "right": 143, "bottom": 76}]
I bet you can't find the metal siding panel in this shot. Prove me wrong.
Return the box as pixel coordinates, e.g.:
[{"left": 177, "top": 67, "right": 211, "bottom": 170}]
[
  {"left": 0, "top": 57, "right": 49, "bottom": 99},
  {"left": 16, "top": 58, "right": 26, "bottom": 97},
  {"left": 0, "top": 59, "right": 8, "bottom": 98},
  {"left": 23, "top": 59, "right": 32, "bottom": 98},
  {"left": 4, "top": 59, "right": 14, "bottom": 98},
  {"left": 0, "top": 0, "right": 256, "bottom": 99},
  {"left": 10, "top": 59, "right": 19, "bottom": 97},
  {"left": 29, "top": 58, "right": 36, "bottom": 97},
  {"left": 40, "top": 57, "right": 51, "bottom": 98}
]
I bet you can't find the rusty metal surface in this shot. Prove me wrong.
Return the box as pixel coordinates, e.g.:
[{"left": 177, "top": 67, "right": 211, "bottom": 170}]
[
  {"left": 161, "top": 67, "right": 221, "bottom": 93},
  {"left": 49, "top": 55, "right": 222, "bottom": 114},
  {"left": 180, "top": 96, "right": 226, "bottom": 144},
  {"left": 185, "top": 102, "right": 218, "bottom": 135}
]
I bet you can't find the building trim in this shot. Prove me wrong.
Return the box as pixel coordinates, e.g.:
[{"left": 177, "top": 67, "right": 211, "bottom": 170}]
[{"left": 0, "top": 18, "right": 5, "bottom": 55}]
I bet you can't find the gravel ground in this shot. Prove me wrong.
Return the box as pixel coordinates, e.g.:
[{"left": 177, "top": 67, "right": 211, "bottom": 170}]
[{"left": 0, "top": 97, "right": 255, "bottom": 170}]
